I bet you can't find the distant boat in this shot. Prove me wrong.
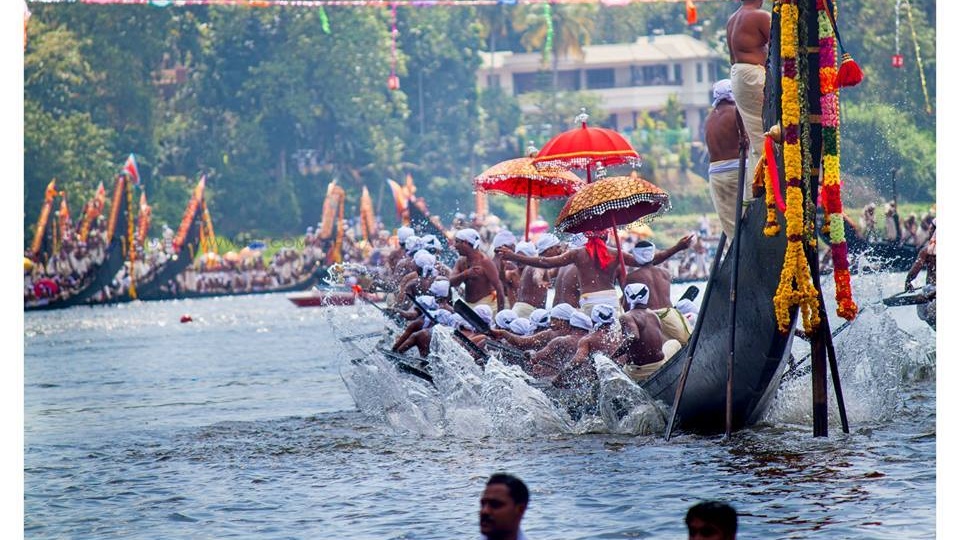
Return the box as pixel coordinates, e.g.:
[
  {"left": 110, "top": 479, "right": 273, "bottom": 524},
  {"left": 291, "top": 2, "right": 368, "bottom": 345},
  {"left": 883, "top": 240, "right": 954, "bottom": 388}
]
[{"left": 287, "top": 286, "right": 388, "bottom": 308}]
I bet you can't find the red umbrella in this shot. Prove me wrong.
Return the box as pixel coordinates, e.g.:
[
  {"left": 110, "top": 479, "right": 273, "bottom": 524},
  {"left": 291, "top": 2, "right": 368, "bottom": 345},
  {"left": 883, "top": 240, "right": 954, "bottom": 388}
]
[
  {"left": 533, "top": 110, "right": 641, "bottom": 183},
  {"left": 554, "top": 172, "right": 671, "bottom": 280},
  {"left": 474, "top": 156, "right": 583, "bottom": 240}
]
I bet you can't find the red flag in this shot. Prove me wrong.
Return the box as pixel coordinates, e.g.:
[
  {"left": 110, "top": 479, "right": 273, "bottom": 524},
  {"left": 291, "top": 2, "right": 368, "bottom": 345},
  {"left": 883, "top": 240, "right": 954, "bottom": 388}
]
[
  {"left": 123, "top": 153, "right": 141, "bottom": 185},
  {"left": 686, "top": 0, "right": 697, "bottom": 26}
]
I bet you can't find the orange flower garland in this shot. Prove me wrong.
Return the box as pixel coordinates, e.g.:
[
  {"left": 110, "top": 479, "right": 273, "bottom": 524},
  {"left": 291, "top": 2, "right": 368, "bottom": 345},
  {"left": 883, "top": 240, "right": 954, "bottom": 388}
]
[
  {"left": 818, "top": 0, "right": 858, "bottom": 320},
  {"left": 774, "top": 0, "right": 820, "bottom": 334}
]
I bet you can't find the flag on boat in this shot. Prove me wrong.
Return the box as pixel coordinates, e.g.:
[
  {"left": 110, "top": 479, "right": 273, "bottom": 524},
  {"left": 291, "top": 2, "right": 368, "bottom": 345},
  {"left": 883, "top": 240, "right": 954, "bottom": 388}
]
[{"left": 123, "top": 153, "right": 141, "bottom": 185}]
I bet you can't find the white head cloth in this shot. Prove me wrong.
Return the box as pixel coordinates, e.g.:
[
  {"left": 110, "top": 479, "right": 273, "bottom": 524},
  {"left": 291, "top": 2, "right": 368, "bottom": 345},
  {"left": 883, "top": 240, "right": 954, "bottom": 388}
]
[
  {"left": 413, "top": 249, "right": 435, "bottom": 268},
  {"left": 509, "top": 317, "right": 535, "bottom": 336},
  {"left": 535, "top": 233, "right": 561, "bottom": 254},
  {"left": 404, "top": 235, "right": 422, "bottom": 254},
  {"left": 474, "top": 304, "right": 494, "bottom": 326},
  {"left": 415, "top": 295, "right": 439, "bottom": 312},
  {"left": 455, "top": 228, "right": 482, "bottom": 249},
  {"left": 631, "top": 241, "right": 656, "bottom": 265},
  {"left": 515, "top": 241, "right": 537, "bottom": 257},
  {"left": 568, "top": 233, "right": 588, "bottom": 248},
  {"left": 428, "top": 279, "right": 450, "bottom": 298},
  {"left": 591, "top": 303, "right": 616, "bottom": 327},
  {"left": 712, "top": 78, "right": 735, "bottom": 107},
  {"left": 492, "top": 229, "right": 517, "bottom": 250},
  {"left": 550, "top": 303, "right": 576, "bottom": 321},
  {"left": 397, "top": 226, "right": 415, "bottom": 244},
  {"left": 530, "top": 308, "right": 551, "bottom": 328},
  {"left": 676, "top": 298, "right": 698, "bottom": 316},
  {"left": 569, "top": 311, "right": 593, "bottom": 331},
  {"left": 421, "top": 234, "right": 442, "bottom": 252},
  {"left": 624, "top": 283, "right": 651, "bottom": 309},
  {"left": 495, "top": 309, "right": 518, "bottom": 329}
]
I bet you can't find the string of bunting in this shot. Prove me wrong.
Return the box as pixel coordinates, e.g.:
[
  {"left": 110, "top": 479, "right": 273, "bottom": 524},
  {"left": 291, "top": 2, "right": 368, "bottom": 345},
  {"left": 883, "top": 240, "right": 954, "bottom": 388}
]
[{"left": 28, "top": 0, "right": 721, "bottom": 6}]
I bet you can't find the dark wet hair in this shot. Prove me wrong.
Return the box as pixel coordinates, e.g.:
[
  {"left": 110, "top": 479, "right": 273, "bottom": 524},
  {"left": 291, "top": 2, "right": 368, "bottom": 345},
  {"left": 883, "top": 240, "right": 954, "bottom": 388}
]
[
  {"left": 686, "top": 501, "right": 737, "bottom": 536},
  {"left": 487, "top": 473, "right": 529, "bottom": 506}
]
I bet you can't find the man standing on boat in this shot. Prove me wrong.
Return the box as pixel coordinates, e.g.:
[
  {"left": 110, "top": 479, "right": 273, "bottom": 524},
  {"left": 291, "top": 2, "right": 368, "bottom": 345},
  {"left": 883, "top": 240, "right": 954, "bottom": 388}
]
[
  {"left": 726, "top": 0, "right": 770, "bottom": 181},
  {"left": 704, "top": 79, "right": 750, "bottom": 241},
  {"left": 449, "top": 228, "right": 505, "bottom": 312}
]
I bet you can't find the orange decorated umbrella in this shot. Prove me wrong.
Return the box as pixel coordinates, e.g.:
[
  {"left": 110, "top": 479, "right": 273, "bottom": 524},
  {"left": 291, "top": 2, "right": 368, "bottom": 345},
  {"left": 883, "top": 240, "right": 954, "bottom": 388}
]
[
  {"left": 555, "top": 172, "right": 670, "bottom": 280},
  {"left": 533, "top": 110, "right": 641, "bottom": 183},
  {"left": 474, "top": 154, "right": 583, "bottom": 240}
]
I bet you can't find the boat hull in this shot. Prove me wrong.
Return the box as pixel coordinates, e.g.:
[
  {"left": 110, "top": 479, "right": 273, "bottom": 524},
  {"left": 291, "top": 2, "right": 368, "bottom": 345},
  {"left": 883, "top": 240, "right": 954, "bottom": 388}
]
[{"left": 641, "top": 195, "right": 795, "bottom": 434}]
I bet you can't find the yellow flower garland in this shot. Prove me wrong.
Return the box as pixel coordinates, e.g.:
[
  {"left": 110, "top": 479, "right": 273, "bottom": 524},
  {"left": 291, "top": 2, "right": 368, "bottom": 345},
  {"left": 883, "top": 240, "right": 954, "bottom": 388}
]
[{"left": 773, "top": 0, "right": 820, "bottom": 334}]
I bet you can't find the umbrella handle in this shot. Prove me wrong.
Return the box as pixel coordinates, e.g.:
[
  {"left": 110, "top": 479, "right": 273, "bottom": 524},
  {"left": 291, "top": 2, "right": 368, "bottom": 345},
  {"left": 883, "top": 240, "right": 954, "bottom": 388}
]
[
  {"left": 525, "top": 181, "right": 532, "bottom": 241},
  {"left": 609, "top": 215, "right": 626, "bottom": 285}
]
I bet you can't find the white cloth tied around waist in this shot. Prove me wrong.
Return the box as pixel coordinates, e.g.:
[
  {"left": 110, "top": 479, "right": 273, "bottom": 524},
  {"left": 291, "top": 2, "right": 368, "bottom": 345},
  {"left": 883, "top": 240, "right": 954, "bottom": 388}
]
[{"left": 709, "top": 158, "right": 740, "bottom": 175}]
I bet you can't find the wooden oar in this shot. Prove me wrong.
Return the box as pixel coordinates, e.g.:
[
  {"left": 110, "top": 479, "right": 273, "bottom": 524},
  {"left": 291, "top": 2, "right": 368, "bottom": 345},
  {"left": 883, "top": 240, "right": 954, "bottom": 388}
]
[
  {"left": 356, "top": 288, "right": 404, "bottom": 326},
  {"left": 339, "top": 331, "right": 385, "bottom": 343},
  {"left": 357, "top": 347, "right": 434, "bottom": 384},
  {"left": 452, "top": 299, "right": 526, "bottom": 359},
  {"left": 882, "top": 288, "right": 934, "bottom": 307},
  {"left": 664, "top": 232, "right": 728, "bottom": 441},
  {"left": 407, "top": 293, "right": 488, "bottom": 362},
  {"left": 725, "top": 134, "right": 749, "bottom": 439}
]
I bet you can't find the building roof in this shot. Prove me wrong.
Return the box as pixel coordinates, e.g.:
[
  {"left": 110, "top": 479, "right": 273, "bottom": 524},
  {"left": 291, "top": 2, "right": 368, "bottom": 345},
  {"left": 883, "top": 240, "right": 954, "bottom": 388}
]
[{"left": 480, "top": 34, "right": 723, "bottom": 70}]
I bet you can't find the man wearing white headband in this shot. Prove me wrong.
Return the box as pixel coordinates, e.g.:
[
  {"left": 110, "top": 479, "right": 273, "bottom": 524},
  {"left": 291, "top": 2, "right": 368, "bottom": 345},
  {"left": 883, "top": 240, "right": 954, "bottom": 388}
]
[
  {"left": 553, "top": 303, "right": 624, "bottom": 386},
  {"left": 450, "top": 228, "right": 505, "bottom": 312},
  {"left": 429, "top": 278, "right": 452, "bottom": 303},
  {"left": 529, "top": 308, "right": 551, "bottom": 330},
  {"left": 510, "top": 235, "right": 564, "bottom": 318},
  {"left": 396, "top": 248, "right": 450, "bottom": 305},
  {"left": 384, "top": 228, "right": 418, "bottom": 292},
  {"left": 508, "top": 317, "right": 535, "bottom": 337},
  {"left": 624, "top": 236, "right": 693, "bottom": 310},
  {"left": 618, "top": 283, "right": 675, "bottom": 382},
  {"left": 528, "top": 311, "right": 591, "bottom": 379},
  {"left": 705, "top": 77, "right": 750, "bottom": 240},
  {"left": 497, "top": 230, "right": 650, "bottom": 318},
  {"left": 492, "top": 229, "right": 519, "bottom": 309},
  {"left": 495, "top": 309, "right": 519, "bottom": 330},
  {"left": 490, "top": 301, "right": 570, "bottom": 352}
]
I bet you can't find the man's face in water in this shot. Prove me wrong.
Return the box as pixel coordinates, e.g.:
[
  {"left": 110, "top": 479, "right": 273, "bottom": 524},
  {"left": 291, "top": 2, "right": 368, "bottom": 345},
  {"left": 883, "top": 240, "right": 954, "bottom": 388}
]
[{"left": 479, "top": 483, "right": 525, "bottom": 538}]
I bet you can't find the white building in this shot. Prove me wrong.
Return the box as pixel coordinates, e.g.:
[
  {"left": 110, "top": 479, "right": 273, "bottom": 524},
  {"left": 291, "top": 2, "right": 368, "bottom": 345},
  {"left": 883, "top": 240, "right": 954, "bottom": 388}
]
[{"left": 478, "top": 33, "right": 725, "bottom": 139}]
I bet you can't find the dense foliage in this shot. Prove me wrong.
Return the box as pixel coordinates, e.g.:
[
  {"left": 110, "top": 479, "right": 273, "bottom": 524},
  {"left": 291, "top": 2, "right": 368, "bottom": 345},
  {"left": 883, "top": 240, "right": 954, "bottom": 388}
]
[{"left": 24, "top": 0, "right": 936, "bottom": 245}]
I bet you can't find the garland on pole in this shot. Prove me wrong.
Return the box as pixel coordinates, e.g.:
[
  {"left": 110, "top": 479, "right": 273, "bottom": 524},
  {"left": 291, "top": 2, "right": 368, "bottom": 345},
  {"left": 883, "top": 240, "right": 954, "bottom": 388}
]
[
  {"left": 817, "top": 0, "right": 857, "bottom": 320},
  {"left": 772, "top": 0, "right": 819, "bottom": 335}
]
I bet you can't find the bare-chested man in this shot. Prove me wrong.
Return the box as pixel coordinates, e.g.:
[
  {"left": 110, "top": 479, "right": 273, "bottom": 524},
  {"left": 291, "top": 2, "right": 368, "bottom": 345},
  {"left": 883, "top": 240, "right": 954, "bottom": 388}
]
[
  {"left": 490, "top": 303, "right": 569, "bottom": 351},
  {"left": 512, "top": 235, "right": 562, "bottom": 317},
  {"left": 449, "top": 228, "right": 505, "bottom": 312},
  {"left": 624, "top": 236, "right": 694, "bottom": 310},
  {"left": 704, "top": 79, "right": 751, "bottom": 240},
  {"left": 727, "top": 0, "right": 771, "bottom": 178},
  {"left": 905, "top": 223, "right": 936, "bottom": 330},
  {"left": 527, "top": 310, "right": 592, "bottom": 379},
  {"left": 552, "top": 304, "right": 624, "bottom": 387},
  {"left": 498, "top": 230, "right": 643, "bottom": 316},
  {"left": 491, "top": 229, "right": 519, "bottom": 307},
  {"left": 617, "top": 283, "right": 675, "bottom": 383}
]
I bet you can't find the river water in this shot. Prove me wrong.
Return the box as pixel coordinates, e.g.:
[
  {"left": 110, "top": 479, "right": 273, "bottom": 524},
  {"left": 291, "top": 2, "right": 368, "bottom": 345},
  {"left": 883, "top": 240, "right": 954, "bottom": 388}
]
[{"left": 24, "top": 272, "right": 936, "bottom": 539}]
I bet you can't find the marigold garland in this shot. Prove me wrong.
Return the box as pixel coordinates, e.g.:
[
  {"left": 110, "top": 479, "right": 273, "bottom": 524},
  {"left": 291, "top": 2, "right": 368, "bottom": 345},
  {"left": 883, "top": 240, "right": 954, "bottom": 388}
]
[
  {"left": 818, "top": 0, "right": 858, "bottom": 320},
  {"left": 773, "top": 0, "right": 820, "bottom": 334}
]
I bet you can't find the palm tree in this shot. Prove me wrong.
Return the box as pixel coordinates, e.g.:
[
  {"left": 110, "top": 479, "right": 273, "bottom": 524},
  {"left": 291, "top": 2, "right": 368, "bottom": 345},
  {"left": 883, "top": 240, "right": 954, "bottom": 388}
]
[{"left": 513, "top": 3, "right": 596, "bottom": 132}]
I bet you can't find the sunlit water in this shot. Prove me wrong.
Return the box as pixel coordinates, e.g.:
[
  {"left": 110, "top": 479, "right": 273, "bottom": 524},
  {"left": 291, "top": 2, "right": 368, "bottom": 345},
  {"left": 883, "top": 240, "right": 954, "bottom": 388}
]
[{"left": 25, "top": 272, "right": 935, "bottom": 539}]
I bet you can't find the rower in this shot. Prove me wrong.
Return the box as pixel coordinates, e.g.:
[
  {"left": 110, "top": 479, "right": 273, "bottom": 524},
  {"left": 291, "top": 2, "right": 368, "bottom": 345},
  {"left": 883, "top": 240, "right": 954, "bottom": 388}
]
[
  {"left": 527, "top": 311, "right": 592, "bottom": 379},
  {"left": 905, "top": 222, "right": 936, "bottom": 330},
  {"left": 491, "top": 229, "right": 519, "bottom": 307},
  {"left": 554, "top": 304, "right": 624, "bottom": 387},
  {"left": 449, "top": 228, "right": 506, "bottom": 312},
  {"left": 618, "top": 283, "right": 676, "bottom": 383},
  {"left": 624, "top": 237, "right": 693, "bottom": 310}
]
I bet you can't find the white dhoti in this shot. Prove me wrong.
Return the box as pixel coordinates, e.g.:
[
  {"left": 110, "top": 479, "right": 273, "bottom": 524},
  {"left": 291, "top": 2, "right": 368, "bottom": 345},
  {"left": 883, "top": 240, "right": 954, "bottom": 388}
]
[
  {"left": 654, "top": 308, "right": 693, "bottom": 345},
  {"left": 709, "top": 160, "right": 742, "bottom": 240},
  {"left": 579, "top": 289, "right": 621, "bottom": 317},
  {"left": 622, "top": 339, "right": 681, "bottom": 383},
  {"left": 730, "top": 62, "right": 765, "bottom": 193}
]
